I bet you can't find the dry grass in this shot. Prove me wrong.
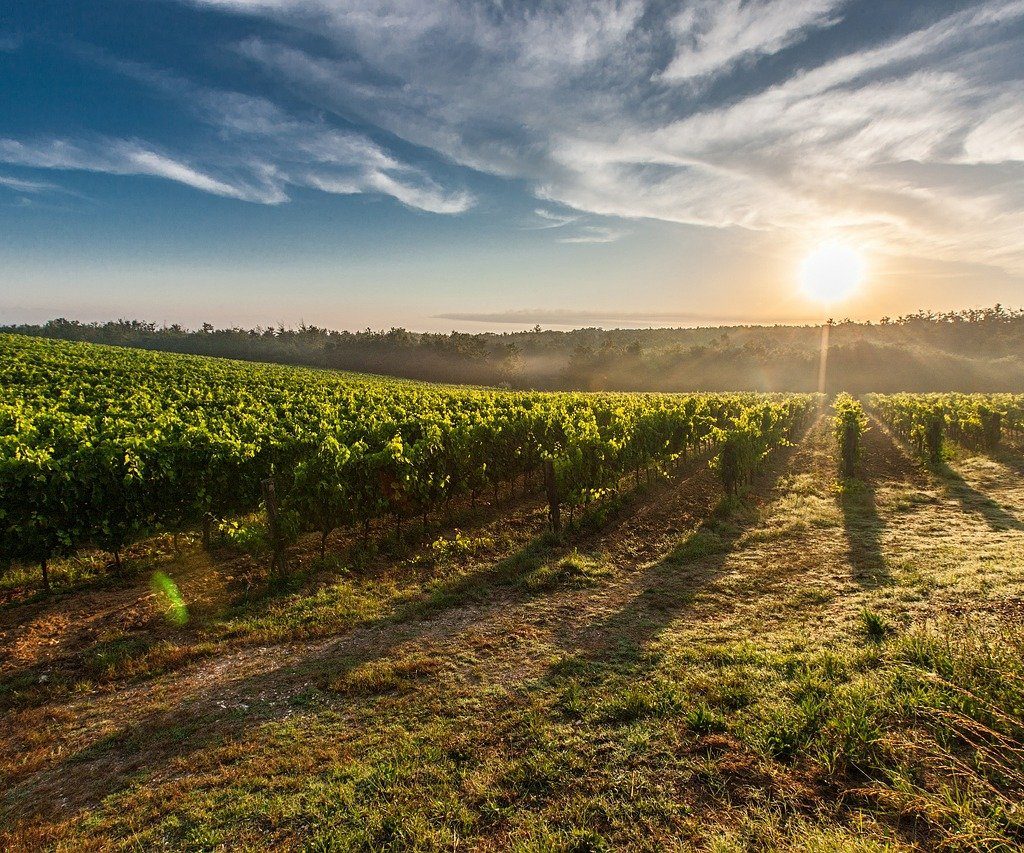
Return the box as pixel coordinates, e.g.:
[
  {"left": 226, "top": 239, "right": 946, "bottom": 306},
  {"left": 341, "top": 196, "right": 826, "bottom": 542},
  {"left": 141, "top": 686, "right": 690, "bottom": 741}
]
[{"left": 2, "top": 417, "right": 1024, "bottom": 850}]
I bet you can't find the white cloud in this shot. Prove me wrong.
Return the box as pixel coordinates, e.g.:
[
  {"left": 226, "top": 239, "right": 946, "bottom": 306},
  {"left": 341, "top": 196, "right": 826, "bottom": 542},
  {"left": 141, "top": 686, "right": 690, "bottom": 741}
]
[
  {"left": 532, "top": 208, "right": 579, "bottom": 228},
  {"left": 963, "top": 105, "right": 1024, "bottom": 164},
  {"left": 660, "top": 0, "right": 847, "bottom": 84},
  {"left": 0, "top": 138, "right": 277, "bottom": 201},
  {"left": 0, "top": 72, "right": 474, "bottom": 214},
  {"left": 0, "top": 173, "right": 65, "bottom": 194},
  {"left": 557, "top": 225, "right": 627, "bottom": 244},
  {"left": 58, "top": 0, "right": 1024, "bottom": 267}
]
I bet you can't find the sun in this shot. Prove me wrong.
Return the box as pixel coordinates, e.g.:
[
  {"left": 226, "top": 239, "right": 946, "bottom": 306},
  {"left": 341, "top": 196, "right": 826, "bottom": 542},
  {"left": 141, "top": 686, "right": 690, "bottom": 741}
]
[{"left": 799, "top": 240, "right": 866, "bottom": 304}]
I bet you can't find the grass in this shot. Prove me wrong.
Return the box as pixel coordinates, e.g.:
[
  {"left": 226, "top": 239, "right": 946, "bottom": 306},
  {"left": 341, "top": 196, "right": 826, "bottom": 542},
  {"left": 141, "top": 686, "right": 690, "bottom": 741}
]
[
  {"left": 521, "top": 550, "right": 612, "bottom": 592},
  {"left": 859, "top": 609, "right": 892, "bottom": 643},
  {"left": 3, "top": 418, "right": 1024, "bottom": 850}
]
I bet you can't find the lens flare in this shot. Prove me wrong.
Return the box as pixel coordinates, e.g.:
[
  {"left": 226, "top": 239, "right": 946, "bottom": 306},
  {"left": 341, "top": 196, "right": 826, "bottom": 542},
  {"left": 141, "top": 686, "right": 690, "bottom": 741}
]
[
  {"left": 799, "top": 240, "right": 865, "bottom": 304},
  {"left": 151, "top": 570, "right": 188, "bottom": 626}
]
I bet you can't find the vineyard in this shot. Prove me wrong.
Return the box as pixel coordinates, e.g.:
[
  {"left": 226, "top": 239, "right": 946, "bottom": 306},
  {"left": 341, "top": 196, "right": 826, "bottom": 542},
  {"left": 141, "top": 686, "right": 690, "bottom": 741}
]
[
  {"left": 1, "top": 334, "right": 814, "bottom": 590},
  {"left": 4, "top": 335, "right": 1024, "bottom": 851},
  {"left": 867, "top": 392, "right": 1024, "bottom": 462}
]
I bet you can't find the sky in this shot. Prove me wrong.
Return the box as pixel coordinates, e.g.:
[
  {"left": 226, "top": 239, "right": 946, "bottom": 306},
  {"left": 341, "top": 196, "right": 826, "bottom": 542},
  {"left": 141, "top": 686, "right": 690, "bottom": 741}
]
[{"left": 1, "top": 0, "right": 1022, "bottom": 332}]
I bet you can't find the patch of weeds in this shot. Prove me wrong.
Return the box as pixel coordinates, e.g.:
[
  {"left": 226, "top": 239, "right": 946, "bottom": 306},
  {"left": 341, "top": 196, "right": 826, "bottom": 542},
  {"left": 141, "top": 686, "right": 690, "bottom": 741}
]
[
  {"left": 513, "top": 826, "right": 610, "bottom": 852},
  {"left": 639, "top": 580, "right": 695, "bottom": 612},
  {"left": 346, "top": 540, "right": 378, "bottom": 571},
  {"left": 501, "top": 717, "right": 579, "bottom": 799},
  {"left": 859, "top": 609, "right": 891, "bottom": 643},
  {"left": 555, "top": 680, "right": 588, "bottom": 720},
  {"left": 884, "top": 488, "right": 940, "bottom": 513},
  {"left": 786, "top": 587, "right": 834, "bottom": 608},
  {"left": 425, "top": 530, "right": 495, "bottom": 566},
  {"left": 704, "top": 669, "right": 757, "bottom": 710},
  {"left": 415, "top": 535, "right": 556, "bottom": 611},
  {"left": 548, "top": 655, "right": 602, "bottom": 683},
  {"left": 599, "top": 679, "right": 684, "bottom": 724},
  {"left": 87, "top": 635, "right": 152, "bottom": 679},
  {"left": 308, "top": 553, "right": 347, "bottom": 574},
  {"left": 751, "top": 699, "right": 818, "bottom": 761},
  {"left": 521, "top": 550, "right": 610, "bottom": 592},
  {"left": 670, "top": 528, "right": 728, "bottom": 563},
  {"left": 379, "top": 532, "right": 414, "bottom": 560},
  {"left": 328, "top": 655, "right": 443, "bottom": 696},
  {"left": 577, "top": 492, "right": 629, "bottom": 532},
  {"left": 685, "top": 701, "right": 726, "bottom": 734},
  {"left": 290, "top": 688, "right": 323, "bottom": 708}
]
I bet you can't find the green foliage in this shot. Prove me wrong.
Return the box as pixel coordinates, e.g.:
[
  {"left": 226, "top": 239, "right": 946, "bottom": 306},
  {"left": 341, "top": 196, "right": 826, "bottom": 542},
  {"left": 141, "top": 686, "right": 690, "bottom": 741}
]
[
  {"left": 426, "top": 530, "right": 494, "bottom": 565},
  {"left": 832, "top": 393, "right": 867, "bottom": 478},
  {"left": 859, "top": 608, "right": 890, "bottom": 643},
  {"left": 670, "top": 527, "right": 728, "bottom": 562},
  {"left": 0, "top": 334, "right": 817, "bottom": 575},
  {"left": 216, "top": 519, "right": 269, "bottom": 554},
  {"left": 765, "top": 624, "right": 1024, "bottom": 849},
  {"left": 521, "top": 550, "right": 610, "bottom": 591},
  {"left": 712, "top": 398, "right": 815, "bottom": 495},
  {"left": 867, "top": 392, "right": 1024, "bottom": 460}
]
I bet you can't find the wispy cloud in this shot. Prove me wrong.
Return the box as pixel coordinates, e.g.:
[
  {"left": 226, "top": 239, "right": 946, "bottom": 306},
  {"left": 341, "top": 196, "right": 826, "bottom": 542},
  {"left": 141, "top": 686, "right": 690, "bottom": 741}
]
[
  {"left": 184, "top": 0, "right": 1024, "bottom": 272},
  {"left": 0, "top": 32, "right": 22, "bottom": 52},
  {"left": 0, "top": 137, "right": 281, "bottom": 202},
  {"left": 531, "top": 208, "right": 579, "bottom": 229},
  {"left": 659, "top": 0, "right": 847, "bottom": 85},
  {"left": 526, "top": 207, "right": 625, "bottom": 242},
  {"left": 0, "top": 173, "right": 66, "bottom": 194},
  {"left": 557, "top": 225, "right": 627, "bottom": 244},
  {"left": 0, "top": 54, "right": 474, "bottom": 213}
]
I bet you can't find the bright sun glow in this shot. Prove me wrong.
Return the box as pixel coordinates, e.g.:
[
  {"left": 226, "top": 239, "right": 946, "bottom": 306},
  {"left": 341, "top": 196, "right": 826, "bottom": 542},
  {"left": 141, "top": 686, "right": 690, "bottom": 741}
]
[{"left": 799, "top": 240, "right": 866, "bottom": 304}]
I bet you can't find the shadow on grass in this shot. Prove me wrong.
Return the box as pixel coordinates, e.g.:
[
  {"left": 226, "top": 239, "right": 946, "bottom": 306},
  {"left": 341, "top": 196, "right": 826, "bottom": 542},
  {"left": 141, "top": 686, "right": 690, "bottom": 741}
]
[
  {"left": 839, "top": 480, "right": 891, "bottom": 587},
  {"left": 552, "top": 419, "right": 815, "bottom": 667},
  {"left": 867, "top": 415, "right": 1024, "bottom": 534},
  {"left": 936, "top": 463, "right": 1024, "bottom": 532},
  {"left": 1, "top": 450, "right": 726, "bottom": 824}
]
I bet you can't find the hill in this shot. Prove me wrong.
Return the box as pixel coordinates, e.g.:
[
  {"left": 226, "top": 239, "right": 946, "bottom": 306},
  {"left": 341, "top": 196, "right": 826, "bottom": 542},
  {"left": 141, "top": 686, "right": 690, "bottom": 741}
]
[{"left": 6, "top": 305, "right": 1024, "bottom": 391}]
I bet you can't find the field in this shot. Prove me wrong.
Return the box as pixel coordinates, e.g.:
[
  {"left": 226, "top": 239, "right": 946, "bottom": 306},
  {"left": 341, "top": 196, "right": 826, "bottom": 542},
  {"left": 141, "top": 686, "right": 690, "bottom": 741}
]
[{"left": 3, "top": 336, "right": 1024, "bottom": 850}]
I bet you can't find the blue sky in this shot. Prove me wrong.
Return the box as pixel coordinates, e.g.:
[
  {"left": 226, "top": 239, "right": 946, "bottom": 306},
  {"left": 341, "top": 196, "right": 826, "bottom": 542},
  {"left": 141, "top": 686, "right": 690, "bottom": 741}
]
[{"left": 1, "top": 0, "right": 1022, "bottom": 331}]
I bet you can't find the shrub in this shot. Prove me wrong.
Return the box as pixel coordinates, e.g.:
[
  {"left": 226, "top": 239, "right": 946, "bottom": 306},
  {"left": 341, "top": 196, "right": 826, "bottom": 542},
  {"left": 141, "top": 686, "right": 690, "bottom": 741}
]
[{"left": 832, "top": 394, "right": 868, "bottom": 478}]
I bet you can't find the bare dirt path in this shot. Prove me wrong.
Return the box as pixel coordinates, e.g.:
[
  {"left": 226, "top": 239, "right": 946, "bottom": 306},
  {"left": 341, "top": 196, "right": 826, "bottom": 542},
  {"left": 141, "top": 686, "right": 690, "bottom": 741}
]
[{"left": 1, "top": 444, "right": 725, "bottom": 824}]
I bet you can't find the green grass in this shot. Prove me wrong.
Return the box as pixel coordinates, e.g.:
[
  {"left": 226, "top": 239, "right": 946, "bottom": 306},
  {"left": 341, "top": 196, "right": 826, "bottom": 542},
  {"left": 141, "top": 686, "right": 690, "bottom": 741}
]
[{"left": 5, "top": 417, "right": 1024, "bottom": 850}]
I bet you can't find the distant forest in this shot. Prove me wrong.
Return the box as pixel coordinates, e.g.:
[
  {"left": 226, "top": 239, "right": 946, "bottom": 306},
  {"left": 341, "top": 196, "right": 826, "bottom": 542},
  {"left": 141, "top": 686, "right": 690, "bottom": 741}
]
[{"left": 5, "top": 306, "right": 1024, "bottom": 392}]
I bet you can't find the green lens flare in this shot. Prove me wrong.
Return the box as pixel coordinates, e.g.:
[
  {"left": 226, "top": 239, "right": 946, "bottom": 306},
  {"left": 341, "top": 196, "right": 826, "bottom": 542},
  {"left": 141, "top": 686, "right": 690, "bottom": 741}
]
[{"left": 151, "top": 570, "right": 188, "bottom": 626}]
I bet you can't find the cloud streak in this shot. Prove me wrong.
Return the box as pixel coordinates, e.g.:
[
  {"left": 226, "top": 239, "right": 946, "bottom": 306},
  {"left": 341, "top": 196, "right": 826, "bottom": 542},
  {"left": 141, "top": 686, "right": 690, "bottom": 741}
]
[
  {"left": 0, "top": 138, "right": 270, "bottom": 200},
  {"left": 659, "top": 0, "right": 847, "bottom": 84},
  {"left": 184, "top": 0, "right": 1024, "bottom": 271},
  {"left": 0, "top": 55, "right": 474, "bottom": 213},
  {"left": 0, "top": 173, "right": 67, "bottom": 194}
]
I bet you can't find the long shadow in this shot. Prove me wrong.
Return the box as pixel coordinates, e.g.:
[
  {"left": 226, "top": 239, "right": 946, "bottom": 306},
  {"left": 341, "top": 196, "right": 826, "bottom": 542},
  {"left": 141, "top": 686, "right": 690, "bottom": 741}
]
[
  {"left": 936, "top": 464, "right": 1024, "bottom": 532},
  {"left": 839, "top": 480, "right": 890, "bottom": 587},
  {"left": 1, "top": 589, "right": 487, "bottom": 824},
  {"left": 550, "top": 419, "right": 816, "bottom": 667},
  {"left": 1, "top": 449, "right": 730, "bottom": 823},
  {"left": 990, "top": 446, "right": 1024, "bottom": 477},
  {"left": 0, "top": 486, "right": 555, "bottom": 714},
  {"left": 868, "top": 414, "right": 1024, "bottom": 534}
]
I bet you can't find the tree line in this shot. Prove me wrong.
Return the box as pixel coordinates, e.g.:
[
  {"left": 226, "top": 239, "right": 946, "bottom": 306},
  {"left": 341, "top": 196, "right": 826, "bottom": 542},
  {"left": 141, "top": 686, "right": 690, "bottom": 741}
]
[{"left": 5, "top": 305, "right": 1024, "bottom": 392}]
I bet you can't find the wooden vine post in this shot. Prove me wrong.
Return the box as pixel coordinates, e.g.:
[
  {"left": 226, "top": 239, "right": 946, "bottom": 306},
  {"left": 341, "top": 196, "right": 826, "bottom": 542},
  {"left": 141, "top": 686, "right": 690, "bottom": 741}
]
[
  {"left": 544, "top": 459, "right": 560, "bottom": 532},
  {"left": 261, "top": 476, "right": 286, "bottom": 582}
]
